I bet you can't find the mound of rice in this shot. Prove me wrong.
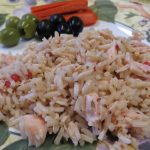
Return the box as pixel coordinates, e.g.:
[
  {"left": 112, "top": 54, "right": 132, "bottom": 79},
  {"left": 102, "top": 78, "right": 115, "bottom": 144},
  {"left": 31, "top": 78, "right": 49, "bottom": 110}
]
[{"left": 0, "top": 29, "right": 150, "bottom": 149}]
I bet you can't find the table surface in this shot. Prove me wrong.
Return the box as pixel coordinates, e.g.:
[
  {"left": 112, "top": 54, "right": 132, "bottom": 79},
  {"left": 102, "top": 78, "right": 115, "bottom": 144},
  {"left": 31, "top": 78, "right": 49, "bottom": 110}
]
[{"left": 0, "top": 0, "right": 150, "bottom": 149}]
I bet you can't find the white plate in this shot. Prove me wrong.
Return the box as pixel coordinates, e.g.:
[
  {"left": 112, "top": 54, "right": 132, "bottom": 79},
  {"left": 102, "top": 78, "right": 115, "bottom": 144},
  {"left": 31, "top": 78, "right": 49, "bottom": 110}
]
[{"left": 0, "top": 20, "right": 149, "bottom": 55}]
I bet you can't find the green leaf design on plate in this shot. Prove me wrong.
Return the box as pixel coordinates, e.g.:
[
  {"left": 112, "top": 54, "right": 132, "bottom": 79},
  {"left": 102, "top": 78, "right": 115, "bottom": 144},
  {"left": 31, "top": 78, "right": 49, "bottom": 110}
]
[
  {"left": 0, "top": 121, "right": 9, "bottom": 146},
  {"left": 147, "top": 38, "right": 150, "bottom": 43},
  {"left": 125, "top": 12, "right": 138, "bottom": 19},
  {"left": 137, "top": 0, "right": 150, "bottom": 3},
  {"left": 146, "top": 32, "right": 150, "bottom": 43},
  {"left": 0, "top": 14, "right": 8, "bottom": 26},
  {"left": 90, "top": 0, "right": 118, "bottom": 22},
  {"left": 147, "top": 36, "right": 150, "bottom": 43},
  {"left": 3, "top": 135, "right": 96, "bottom": 150}
]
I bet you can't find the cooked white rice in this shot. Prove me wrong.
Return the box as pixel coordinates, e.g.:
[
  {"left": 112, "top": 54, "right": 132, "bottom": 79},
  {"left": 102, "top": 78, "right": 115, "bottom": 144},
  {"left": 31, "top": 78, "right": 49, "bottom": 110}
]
[{"left": 0, "top": 29, "right": 150, "bottom": 149}]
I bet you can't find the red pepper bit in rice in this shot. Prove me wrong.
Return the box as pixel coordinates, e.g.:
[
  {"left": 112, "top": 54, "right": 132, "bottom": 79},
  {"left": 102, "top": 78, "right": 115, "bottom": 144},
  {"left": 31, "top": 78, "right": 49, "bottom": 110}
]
[
  {"left": 144, "top": 61, "right": 150, "bottom": 66},
  {"left": 26, "top": 70, "right": 32, "bottom": 79},
  {"left": 93, "top": 66, "right": 96, "bottom": 72},
  {"left": 5, "top": 80, "right": 11, "bottom": 88},
  {"left": 11, "top": 74, "right": 21, "bottom": 82},
  {"left": 115, "top": 44, "right": 120, "bottom": 51}
]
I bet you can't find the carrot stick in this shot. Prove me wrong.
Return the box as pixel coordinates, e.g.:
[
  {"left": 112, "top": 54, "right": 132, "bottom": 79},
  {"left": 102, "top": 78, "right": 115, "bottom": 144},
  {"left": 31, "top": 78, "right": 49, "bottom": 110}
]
[
  {"left": 31, "top": 0, "right": 84, "bottom": 13},
  {"left": 31, "top": 1, "right": 66, "bottom": 13},
  {"left": 64, "top": 9, "right": 98, "bottom": 26},
  {"left": 37, "top": 9, "right": 98, "bottom": 26},
  {"left": 32, "top": 0, "right": 88, "bottom": 18}
]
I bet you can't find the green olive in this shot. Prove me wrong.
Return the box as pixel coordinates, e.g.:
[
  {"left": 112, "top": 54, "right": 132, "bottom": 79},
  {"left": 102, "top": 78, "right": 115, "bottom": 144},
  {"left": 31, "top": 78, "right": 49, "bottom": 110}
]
[
  {"left": 18, "top": 19, "right": 36, "bottom": 39},
  {"left": 0, "top": 27, "right": 20, "bottom": 47},
  {"left": 6, "top": 16, "right": 20, "bottom": 29},
  {"left": 22, "top": 13, "right": 38, "bottom": 24}
]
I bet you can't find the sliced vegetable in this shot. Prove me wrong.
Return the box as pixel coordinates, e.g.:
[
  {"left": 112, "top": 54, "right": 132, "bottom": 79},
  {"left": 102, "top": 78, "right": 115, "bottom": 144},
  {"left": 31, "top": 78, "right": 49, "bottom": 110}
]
[
  {"left": 11, "top": 73, "right": 21, "bottom": 82},
  {"left": 31, "top": 0, "right": 97, "bottom": 26},
  {"left": 31, "top": 0, "right": 87, "bottom": 14},
  {"left": 144, "top": 61, "right": 150, "bottom": 66},
  {"left": 26, "top": 70, "right": 32, "bottom": 79},
  {"left": 32, "top": 0, "right": 88, "bottom": 20},
  {"left": 31, "top": 0, "right": 68, "bottom": 13},
  {"left": 115, "top": 43, "right": 120, "bottom": 51},
  {"left": 64, "top": 9, "right": 97, "bottom": 26},
  {"left": 5, "top": 80, "right": 11, "bottom": 88}
]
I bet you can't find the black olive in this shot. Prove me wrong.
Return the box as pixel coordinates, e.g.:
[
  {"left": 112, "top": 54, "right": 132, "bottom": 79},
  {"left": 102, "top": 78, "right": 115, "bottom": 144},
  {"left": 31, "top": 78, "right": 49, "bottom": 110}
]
[
  {"left": 36, "top": 19, "right": 55, "bottom": 39},
  {"left": 66, "top": 26, "right": 72, "bottom": 34},
  {"left": 57, "top": 22, "right": 72, "bottom": 35},
  {"left": 50, "top": 14, "right": 66, "bottom": 27},
  {"left": 67, "top": 16, "right": 84, "bottom": 37}
]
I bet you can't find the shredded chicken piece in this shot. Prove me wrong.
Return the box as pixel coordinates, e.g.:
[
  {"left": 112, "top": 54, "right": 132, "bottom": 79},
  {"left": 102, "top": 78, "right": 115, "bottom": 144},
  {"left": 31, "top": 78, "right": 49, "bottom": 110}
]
[{"left": 19, "top": 115, "right": 48, "bottom": 147}]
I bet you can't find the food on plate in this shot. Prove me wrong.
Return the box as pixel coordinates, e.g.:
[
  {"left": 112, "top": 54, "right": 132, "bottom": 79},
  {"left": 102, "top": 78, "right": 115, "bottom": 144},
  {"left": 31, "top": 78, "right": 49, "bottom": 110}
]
[
  {"left": 22, "top": 13, "right": 38, "bottom": 24},
  {"left": 31, "top": 0, "right": 88, "bottom": 19},
  {"left": 6, "top": 16, "right": 20, "bottom": 29},
  {"left": 64, "top": 8, "right": 97, "bottom": 26},
  {"left": 0, "top": 27, "right": 20, "bottom": 47},
  {"left": 36, "top": 15, "right": 84, "bottom": 39},
  {"left": 49, "top": 14, "right": 84, "bottom": 36},
  {"left": 50, "top": 14, "right": 66, "bottom": 27},
  {"left": 0, "top": 0, "right": 98, "bottom": 47},
  {"left": 36, "top": 19, "right": 55, "bottom": 39},
  {"left": 144, "top": 61, "right": 150, "bottom": 66},
  {"left": 0, "top": 13, "right": 85, "bottom": 47},
  {"left": 19, "top": 114, "right": 47, "bottom": 147},
  {"left": 31, "top": 0, "right": 86, "bottom": 13},
  {"left": 0, "top": 29, "right": 150, "bottom": 149},
  {"left": 0, "top": 13, "right": 38, "bottom": 47},
  {"left": 17, "top": 19, "right": 36, "bottom": 39},
  {"left": 31, "top": 0, "right": 97, "bottom": 26},
  {"left": 67, "top": 16, "right": 84, "bottom": 37},
  {"left": 57, "top": 22, "right": 71, "bottom": 35}
]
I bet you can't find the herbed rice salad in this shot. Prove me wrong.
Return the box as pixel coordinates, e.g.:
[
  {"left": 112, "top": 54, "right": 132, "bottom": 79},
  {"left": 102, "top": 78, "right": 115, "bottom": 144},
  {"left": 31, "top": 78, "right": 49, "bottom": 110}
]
[{"left": 0, "top": 29, "right": 150, "bottom": 150}]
